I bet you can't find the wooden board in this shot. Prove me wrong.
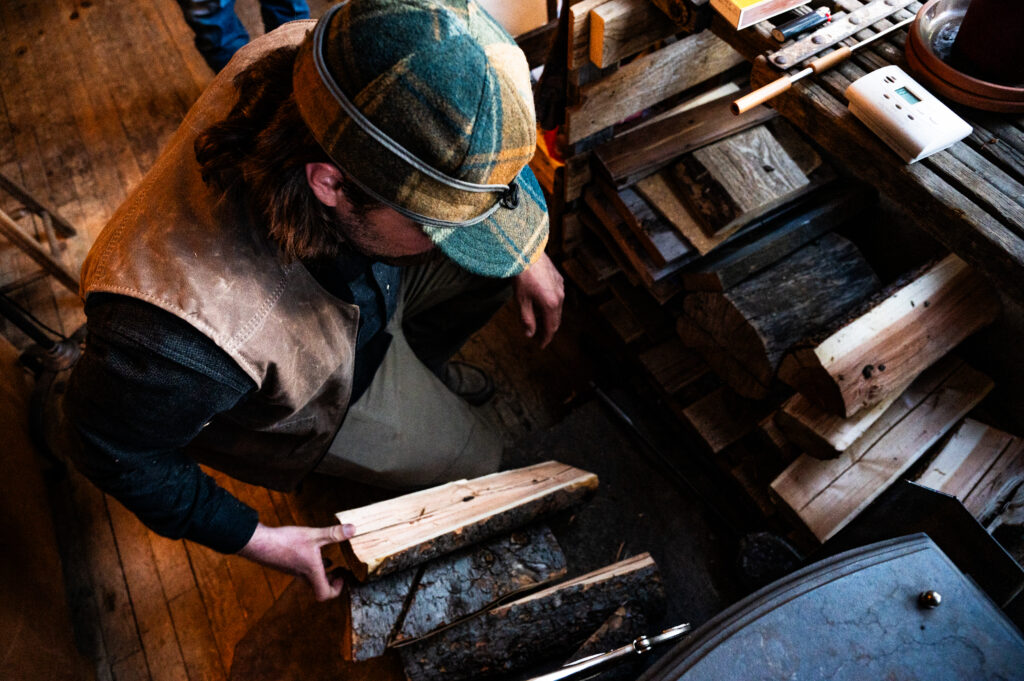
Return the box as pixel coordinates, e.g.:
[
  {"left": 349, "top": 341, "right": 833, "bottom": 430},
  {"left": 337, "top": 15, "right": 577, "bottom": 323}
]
[
  {"left": 774, "top": 373, "right": 915, "bottom": 460},
  {"left": 770, "top": 356, "right": 993, "bottom": 542},
  {"left": 344, "top": 526, "right": 567, "bottom": 660},
  {"left": 914, "top": 418, "right": 1018, "bottom": 506},
  {"left": 335, "top": 461, "right": 598, "bottom": 582},
  {"left": 590, "top": 0, "right": 680, "bottom": 68},
  {"left": 593, "top": 91, "right": 775, "bottom": 188},
  {"left": 679, "top": 185, "right": 871, "bottom": 291},
  {"left": 962, "top": 438, "right": 1024, "bottom": 525},
  {"left": 568, "top": 0, "right": 611, "bottom": 70},
  {"left": 670, "top": 125, "right": 810, "bottom": 238},
  {"left": 634, "top": 171, "right": 724, "bottom": 255},
  {"left": 399, "top": 554, "right": 664, "bottom": 681},
  {"left": 778, "top": 254, "right": 1002, "bottom": 418},
  {"left": 637, "top": 337, "right": 709, "bottom": 396},
  {"left": 675, "top": 386, "right": 775, "bottom": 455},
  {"left": 565, "top": 29, "right": 744, "bottom": 143},
  {"left": 602, "top": 182, "right": 693, "bottom": 267}
]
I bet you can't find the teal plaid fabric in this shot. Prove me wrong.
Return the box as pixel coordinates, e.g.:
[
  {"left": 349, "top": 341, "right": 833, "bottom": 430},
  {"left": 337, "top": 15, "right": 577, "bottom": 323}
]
[{"left": 293, "top": 0, "right": 548, "bottom": 278}]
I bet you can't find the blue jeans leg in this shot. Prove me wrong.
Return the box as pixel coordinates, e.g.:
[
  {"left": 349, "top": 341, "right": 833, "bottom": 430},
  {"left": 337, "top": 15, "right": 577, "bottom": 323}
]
[
  {"left": 259, "top": 0, "right": 310, "bottom": 31},
  {"left": 177, "top": 0, "right": 250, "bottom": 72}
]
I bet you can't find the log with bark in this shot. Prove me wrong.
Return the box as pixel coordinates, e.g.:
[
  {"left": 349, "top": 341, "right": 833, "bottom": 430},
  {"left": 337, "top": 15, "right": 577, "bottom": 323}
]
[
  {"left": 399, "top": 553, "right": 664, "bottom": 681},
  {"left": 778, "top": 254, "right": 1001, "bottom": 418},
  {"left": 343, "top": 525, "right": 567, "bottom": 661},
  {"left": 561, "top": 604, "right": 650, "bottom": 681},
  {"left": 681, "top": 233, "right": 880, "bottom": 399},
  {"left": 335, "top": 461, "right": 597, "bottom": 582}
]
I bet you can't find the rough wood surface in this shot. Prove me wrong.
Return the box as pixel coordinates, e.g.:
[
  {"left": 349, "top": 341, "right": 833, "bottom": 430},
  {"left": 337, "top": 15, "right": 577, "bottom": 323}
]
[
  {"left": 679, "top": 184, "right": 871, "bottom": 291},
  {"left": 771, "top": 356, "right": 993, "bottom": 542},
  {"left": 335, "top": 461, "right": 597, "bottom": 582},
  {"left": 569, "top": 0, "right": 611, "bottom": 70},
  {"left": 914, "top": 419, "right": 1018, "bottom": 508},
  {"left": 603, "top": 182, "right": 693, "bottom": 267},
  {"left": 638, "top": 337, "right": 709, "bottom": 396},
  {"left": 676, "top": 312, "right": 772, "bottom": 399},
  {"left": 683, "top": 233, "right": 880, "bottom": 396},
  {"left": 962, "top": 438, "right": 1024, "bottom": 525},
  {"left": 344, "top": 526, "right": 566, "bottom": 660},
  {"left": 778, "top": 254, "right": 1001, "bottom": 418},
  {"left": 593, "top": 94, "right": 775, "bottom": 188},
  {"left": 671, "top": 125, "right": 810, "bottom": 238},
  {"left": 399, "top": 554, "right": 664, "bottom": 681},
  {"left": 675, "top": 386, "right": 775, "bottom": 454},
  {"left": 562, "top": 604, "right": 650, "bottom": 681},
  {"left": 775, "top": 376, "right": 914, "bottom": 460},
  {"left": 566, "top": 29, "right": 743, "bottom": 143},
  {"left": 634, "top": 171, "right": 723, "bottom": 256},
  {"left": 590, "top": 0, "right": 679, "bottom": 68}
]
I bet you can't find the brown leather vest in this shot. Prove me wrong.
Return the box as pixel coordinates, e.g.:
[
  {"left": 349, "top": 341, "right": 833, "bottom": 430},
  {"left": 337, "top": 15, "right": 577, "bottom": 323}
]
[{"left": 81, "top": 22, "right": 359, "bottom": 491}]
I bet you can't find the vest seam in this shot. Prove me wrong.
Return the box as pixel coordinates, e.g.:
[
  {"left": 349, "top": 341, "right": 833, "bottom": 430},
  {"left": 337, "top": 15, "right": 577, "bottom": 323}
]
[{"left": 225, "top": 268, "right": 291, "bottom": 353}]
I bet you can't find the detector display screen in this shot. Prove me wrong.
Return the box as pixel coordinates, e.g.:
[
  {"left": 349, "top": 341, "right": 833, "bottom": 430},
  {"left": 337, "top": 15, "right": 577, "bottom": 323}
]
[{"left": 896, "top": 86, "right": 921, "bottom": 104}]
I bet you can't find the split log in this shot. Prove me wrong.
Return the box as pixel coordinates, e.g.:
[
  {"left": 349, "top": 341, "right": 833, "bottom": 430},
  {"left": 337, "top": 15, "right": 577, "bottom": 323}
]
[
  {"left": 599, "top": 296, "right": 645, "bottom": 344},
  {"left": 635, "top": 171, "right": 725, "bottom": 256},
  {"left": 962, "top": 437, "right": 1024, "bottom": 525},
  {"left": 399, "top": 554, "right": 664, "bottom": 681},
  {"left": 637, "top": 337, "right": 709, "bottom": 397},
  {"left": 589, "top": 0, "right": 680, "bottom": 68},
  {"left": 344, "top": 526, "right": 567, "bottom": 660},
  {"left": 673, "top": 386, "right": 775, "bottom": 455},
  {"left": 680, "top": 185, "right": 873, "bottom": 291},
  {"left": 778, "top": 254, "right": 1001, "bottom": 418},
  {"left": 593, "top": 93, "right": 775, "bottom": 188},
  {"left": 562, "top": 604, "right": 649, "bottom": 681},
  {"left": 682, "top": 233, "right": 880, "bottom": 398},
  {"left": 914, "top": 419, "right": 1019, "bottom": 511},
  {"left": 676, "top": 312, "right": 771, "bottom": 399},
  {"left": 771, "top": 356, "right": 994, "bottom": 542},
  {"left": 561, "top": 257, "right": 608, "bottom": 297},
  {"left": 334, "top": 461, "right": 597, "bottom": 582},
  {"left": 565, "top": 29, "right": 743, "bottom": 143},
  {"left": 774, "top": 373, "right": 916, "bottom": 460},
  {"left": 670, "top": 125, "right": 811, "bottom": 238}
]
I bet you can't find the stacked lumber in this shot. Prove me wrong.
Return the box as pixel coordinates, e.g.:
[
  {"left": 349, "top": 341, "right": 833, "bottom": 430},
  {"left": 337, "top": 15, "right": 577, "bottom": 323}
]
[{"left": 332, "top": 462, "right": 667, "bottom": 680}]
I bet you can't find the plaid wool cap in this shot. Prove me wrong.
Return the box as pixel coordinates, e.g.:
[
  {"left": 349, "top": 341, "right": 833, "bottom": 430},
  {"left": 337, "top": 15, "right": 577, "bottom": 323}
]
[{"left": 293, "top": 0, "right": 549, "bottom": 278}]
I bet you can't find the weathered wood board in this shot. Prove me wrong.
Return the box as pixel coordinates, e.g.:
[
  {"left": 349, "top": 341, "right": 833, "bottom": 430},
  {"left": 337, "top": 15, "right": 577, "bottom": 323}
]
[
  {"left": 771, "top": 356, "right": 993, "bottom": 542},
  {"left": 566, "top": 29, "right": 743, "bottom": 143},
  {"left": 593, "top": 93, "right": 775, "bottom": 188},
  {"left": 344, "top": 526, "right": 567, "bottom": 660},
  {"left": 778, "top": 254, "right": 1001, "bottom": 418},
  {"left": 335, "top": 461, "right": 597, "bottom": 582},
  {"left": 963, "top": 438, "right": 1024, "bottom": 526},
  {"left": 603, "top": 182, "right": 693, "bottom": 267},
  {"left": 670, "top": 125, "right": 811, "bottom": 238},
  {"left": 675, "top": 386, "right": 775, "bottom": 455},
  {"left": 399, "top": 554, "right": 664, "bottom": 681}
]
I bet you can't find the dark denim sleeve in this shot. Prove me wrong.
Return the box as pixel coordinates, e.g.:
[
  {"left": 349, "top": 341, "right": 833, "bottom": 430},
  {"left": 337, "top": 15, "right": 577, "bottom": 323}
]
[{"left": 64, "top": 294, "right": 260, "bottom": 554}]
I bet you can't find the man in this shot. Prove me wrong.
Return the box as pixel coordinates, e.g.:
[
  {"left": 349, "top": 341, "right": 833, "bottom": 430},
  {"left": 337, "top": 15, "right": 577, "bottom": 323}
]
[
  {"left": 59, "top": 0, "right": 563, "bottom": 601},
  {"left": 177, "top": 0, "right": 311, "bottom": 72}
]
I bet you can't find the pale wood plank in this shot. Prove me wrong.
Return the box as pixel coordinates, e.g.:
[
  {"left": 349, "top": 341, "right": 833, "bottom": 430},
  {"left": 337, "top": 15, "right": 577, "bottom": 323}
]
[
  {"left": 772, "top": 358, "right": 993, "bottom": 542},
  {"left": 915, "top": 418, "right": 1017, "bottom": 501},
  {"left": 962, "top": 439, "right": 1024, "bottom": 523},
  {"left": 569, "top": 0, "right": 612, "bottom": 70}
]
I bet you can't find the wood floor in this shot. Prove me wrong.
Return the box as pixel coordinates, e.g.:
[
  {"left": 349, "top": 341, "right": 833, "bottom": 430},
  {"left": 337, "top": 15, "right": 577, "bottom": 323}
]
[{"left": 0, "top": 2, "right": 597, "bottom": 680}]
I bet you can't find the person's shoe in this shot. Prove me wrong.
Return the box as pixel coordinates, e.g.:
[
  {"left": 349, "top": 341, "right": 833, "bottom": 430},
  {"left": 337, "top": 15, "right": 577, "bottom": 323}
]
[{"left": 442, "top": 361, "right": 495, "bottom": 406}]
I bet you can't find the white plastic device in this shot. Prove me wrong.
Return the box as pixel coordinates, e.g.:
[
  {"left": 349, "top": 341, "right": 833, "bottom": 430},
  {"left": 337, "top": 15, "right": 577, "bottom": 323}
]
[{"left": 844, "top": 65, "right": 972, "bottom": 164}]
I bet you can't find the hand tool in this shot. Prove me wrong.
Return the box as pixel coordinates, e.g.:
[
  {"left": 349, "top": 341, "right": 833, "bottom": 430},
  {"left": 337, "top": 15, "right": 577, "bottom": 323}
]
[
  {"left": 523, "top": 622, "right": 692, "bottom": 681},
  {"left": 731, "top": 15, "right": 916, "bottom": 114}
]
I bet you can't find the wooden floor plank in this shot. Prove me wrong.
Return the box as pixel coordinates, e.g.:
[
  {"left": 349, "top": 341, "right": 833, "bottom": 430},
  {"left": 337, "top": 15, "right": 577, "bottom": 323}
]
[
  {"left": 111, "top": 650, "right": 151, "bottom": 681},
  {"left": 106, "top": 498, "right": 190, "bottom": 681},
  {"left": 167, "top": 588, "right": 228, "bottom": 681},
  {"left": 148, "top": 532, "right": 198, "bottom": 603},
  {"left": 184, "top": 540, "right": 250, "bottom": 673}
]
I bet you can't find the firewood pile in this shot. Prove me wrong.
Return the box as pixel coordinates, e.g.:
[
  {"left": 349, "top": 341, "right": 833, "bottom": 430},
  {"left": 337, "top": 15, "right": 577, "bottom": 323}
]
[
  {"left": 333, "top": 461, "right": 666, "bottom": 681},
  {"left": 529, "top": 1, "right": 1024, "bottom": 549}
]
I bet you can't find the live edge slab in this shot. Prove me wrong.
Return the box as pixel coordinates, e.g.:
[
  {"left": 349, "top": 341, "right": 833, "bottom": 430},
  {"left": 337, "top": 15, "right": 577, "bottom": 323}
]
[
  {"left": 709, "top": 3, "right": 1024, "bottom": 305},
  {"left": 335, "top": 461, "right": 599, "bottom": 582}
]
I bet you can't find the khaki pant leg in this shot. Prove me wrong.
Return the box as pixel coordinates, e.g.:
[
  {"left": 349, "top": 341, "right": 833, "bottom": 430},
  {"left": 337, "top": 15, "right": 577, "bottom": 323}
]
[{"left": 316, "top": 258, "right": 506, "bottom": 489}]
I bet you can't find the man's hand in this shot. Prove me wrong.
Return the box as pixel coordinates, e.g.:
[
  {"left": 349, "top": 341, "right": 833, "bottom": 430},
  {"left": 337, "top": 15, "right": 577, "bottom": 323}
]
[
  {"left": 238, "top": 522, "right": 356, "bottom": 601},
  {"left": 513, "top": 253, "right": 565, "bottom": 349}
]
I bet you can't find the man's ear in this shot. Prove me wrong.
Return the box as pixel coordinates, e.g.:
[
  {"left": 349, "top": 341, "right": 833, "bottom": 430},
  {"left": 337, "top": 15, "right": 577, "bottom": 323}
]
[{"left": 305, "top": 162, "right": 345, "bottom": 207}]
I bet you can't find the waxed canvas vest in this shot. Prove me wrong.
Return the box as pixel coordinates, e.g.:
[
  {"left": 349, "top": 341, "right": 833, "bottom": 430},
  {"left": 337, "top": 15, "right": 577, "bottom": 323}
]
[{"left": 81, "top": 22, "right": 359, "bottom": 491}]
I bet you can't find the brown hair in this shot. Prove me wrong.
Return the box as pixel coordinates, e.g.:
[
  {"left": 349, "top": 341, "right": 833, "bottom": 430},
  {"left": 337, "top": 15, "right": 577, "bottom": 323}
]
[{"left": 194, "top": 45, "right": 377, "bottom": 260}]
